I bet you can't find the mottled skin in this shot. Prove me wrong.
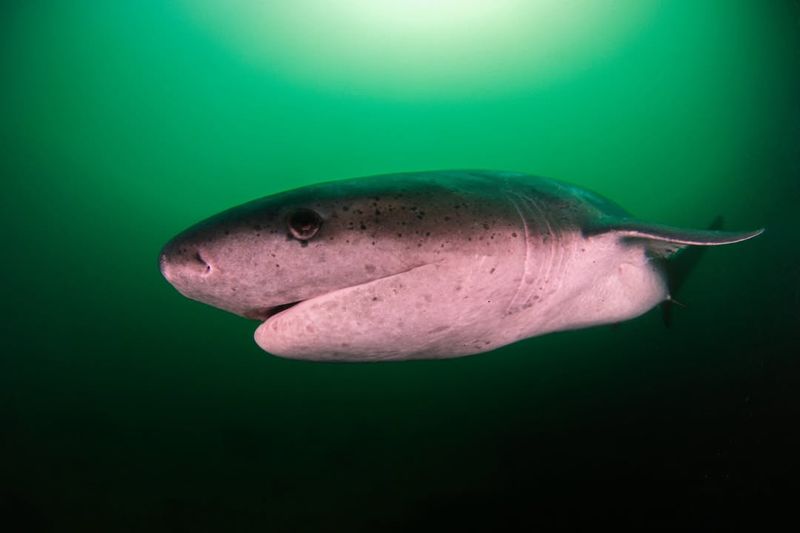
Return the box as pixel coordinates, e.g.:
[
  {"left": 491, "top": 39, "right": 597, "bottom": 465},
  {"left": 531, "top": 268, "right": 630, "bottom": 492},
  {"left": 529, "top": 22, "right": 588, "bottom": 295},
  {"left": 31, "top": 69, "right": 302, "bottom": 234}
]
[{"left": 160, "top": 170, "right": 762, "bottom": 361}]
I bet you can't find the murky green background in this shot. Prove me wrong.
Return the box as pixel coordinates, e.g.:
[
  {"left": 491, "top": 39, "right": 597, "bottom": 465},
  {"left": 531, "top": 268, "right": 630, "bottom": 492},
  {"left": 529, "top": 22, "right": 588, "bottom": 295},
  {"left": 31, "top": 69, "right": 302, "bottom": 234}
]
[{"left": 2, "top": 1, "right": 799, "bottom": 530}]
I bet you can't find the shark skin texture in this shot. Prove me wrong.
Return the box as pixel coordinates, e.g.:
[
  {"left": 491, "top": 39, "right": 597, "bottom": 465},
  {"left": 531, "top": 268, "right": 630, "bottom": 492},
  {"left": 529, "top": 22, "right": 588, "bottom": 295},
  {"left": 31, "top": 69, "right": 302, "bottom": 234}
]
[{"left": 160, "top": 170, "right": 763, "bottom": 361}]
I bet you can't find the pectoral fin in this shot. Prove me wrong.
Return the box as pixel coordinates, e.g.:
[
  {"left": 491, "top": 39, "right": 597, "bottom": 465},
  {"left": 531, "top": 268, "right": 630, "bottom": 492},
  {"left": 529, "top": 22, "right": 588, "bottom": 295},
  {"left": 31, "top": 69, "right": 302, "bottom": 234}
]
[
  {"left": 588, "top": 217, "right": 764, "bottom": 328},
  {"left": 591, "top": 218, "right": 764, "bottom": 258}
]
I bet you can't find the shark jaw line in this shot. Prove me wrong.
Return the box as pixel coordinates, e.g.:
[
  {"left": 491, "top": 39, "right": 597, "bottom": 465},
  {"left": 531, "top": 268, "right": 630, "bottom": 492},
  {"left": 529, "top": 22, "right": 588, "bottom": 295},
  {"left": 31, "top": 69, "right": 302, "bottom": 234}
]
[
  {"left": 247, "top": 301, "right": 303, "bottom": 321},
  {"left": 247, "top": 261, "right": 437, "bottom": 324}
]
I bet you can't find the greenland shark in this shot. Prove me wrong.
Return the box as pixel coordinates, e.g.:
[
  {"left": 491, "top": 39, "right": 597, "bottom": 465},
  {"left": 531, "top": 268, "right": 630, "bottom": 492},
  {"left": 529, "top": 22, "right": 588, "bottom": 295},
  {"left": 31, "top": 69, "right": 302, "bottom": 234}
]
[{"left": 159, "top": 170, "right": 762, "bottom": 361}]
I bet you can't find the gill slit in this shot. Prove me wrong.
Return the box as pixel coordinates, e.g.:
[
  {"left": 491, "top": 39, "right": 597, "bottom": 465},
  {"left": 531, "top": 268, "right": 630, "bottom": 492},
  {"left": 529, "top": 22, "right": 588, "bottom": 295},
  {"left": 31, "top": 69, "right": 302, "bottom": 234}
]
[
  {"left": 530, "top": 195, "right": 566, "bottom": 330},
  {"left": 504, "top": 191, "right": 566, "bottom": 316},
  {"left": 505, "top": 192, "right": 533, "bottom": 314}
]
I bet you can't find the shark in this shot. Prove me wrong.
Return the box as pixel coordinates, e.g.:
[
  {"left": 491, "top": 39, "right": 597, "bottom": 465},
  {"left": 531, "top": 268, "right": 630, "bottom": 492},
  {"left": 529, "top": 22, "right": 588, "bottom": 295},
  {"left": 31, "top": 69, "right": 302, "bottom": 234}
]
[{"left": 159, "top": 170, "right": 762, "bottom": 361}]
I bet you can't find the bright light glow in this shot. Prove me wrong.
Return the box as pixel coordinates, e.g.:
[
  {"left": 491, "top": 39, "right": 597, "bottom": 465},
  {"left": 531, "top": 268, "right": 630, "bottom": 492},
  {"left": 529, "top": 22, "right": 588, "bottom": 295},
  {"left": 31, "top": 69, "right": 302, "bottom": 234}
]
[
  {"left": 347, "top": 0, "right": 520, "bottom": 34},
  {"left": 182, "top": 0, "right": 657, "bottom": 98}
]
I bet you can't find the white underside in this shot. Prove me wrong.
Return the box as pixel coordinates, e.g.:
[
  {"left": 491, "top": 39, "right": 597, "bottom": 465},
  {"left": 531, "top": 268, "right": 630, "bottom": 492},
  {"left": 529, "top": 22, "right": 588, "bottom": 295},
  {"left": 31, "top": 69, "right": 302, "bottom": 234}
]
[{"left": 255, "top": 232, "right": 667, "bottom": 361}]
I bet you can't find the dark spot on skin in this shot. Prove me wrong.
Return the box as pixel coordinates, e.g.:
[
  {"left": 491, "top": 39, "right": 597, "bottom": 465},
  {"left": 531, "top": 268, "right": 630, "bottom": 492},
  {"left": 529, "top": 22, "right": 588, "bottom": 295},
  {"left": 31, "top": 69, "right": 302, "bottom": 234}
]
[
  {"left": 482, "top": 223, "right": 489, "bottom": 230},
  {"left": 372, "top": 297, "right": 378, "bottom": 301},
  {"left": 425, "top": 232, "right": 430, "bottom": 237},
  {"left": 224, "top": 230, "right": 230, "bottom": 235},
  {"left": 276, "top": 264, "right": 280, "bottom": 268},
  {"left": 512, "top": 232, "right": 518, "bottom": 238},
  {"left": 372, "top": 241, "right": 376, "bottom": 245},
  {"left": 490, "top": 268, "right": 496, "bottom": 274},
  {"left": 300, "top": 241, "right": 308, "bottom": 248},
  {"left": 256, "top": 232, "right": 261, "bottom": 237},
  {"left": 365, "top": 264, "right": 376, "bottom": 273},
  {"left": 397, "top": 233, "right": 402, "bottom": 237},
  {"left": 360, "top": 223, "right": 367, "bottom": 230},
  {"left": 375, "top": 209, "right": 381, "bottom": 216}
]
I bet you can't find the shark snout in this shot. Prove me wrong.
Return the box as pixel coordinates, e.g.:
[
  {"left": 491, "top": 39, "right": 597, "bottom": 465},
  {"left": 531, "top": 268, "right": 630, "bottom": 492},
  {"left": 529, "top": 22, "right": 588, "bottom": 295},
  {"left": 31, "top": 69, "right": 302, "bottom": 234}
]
[{"left": 159, "top": 241, "right": 214, "bottom": 286}]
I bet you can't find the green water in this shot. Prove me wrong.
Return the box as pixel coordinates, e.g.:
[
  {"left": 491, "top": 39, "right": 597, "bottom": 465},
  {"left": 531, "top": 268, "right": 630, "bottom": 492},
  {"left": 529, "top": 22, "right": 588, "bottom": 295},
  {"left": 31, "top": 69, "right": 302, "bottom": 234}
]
[{"left": 2, "top": 1, "right": 799, "bottom": 530}]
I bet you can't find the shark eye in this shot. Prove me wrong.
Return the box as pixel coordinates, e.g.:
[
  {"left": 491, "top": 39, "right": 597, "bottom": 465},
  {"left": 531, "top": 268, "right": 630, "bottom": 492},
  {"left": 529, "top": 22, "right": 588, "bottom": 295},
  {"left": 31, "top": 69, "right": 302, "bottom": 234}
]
[{"left": 287, "top": 208, "right": 322, "bottom": 240}]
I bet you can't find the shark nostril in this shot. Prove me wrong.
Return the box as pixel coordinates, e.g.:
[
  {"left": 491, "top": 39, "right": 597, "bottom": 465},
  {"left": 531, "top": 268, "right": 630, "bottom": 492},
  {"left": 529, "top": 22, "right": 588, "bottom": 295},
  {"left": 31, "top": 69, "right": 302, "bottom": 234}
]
[{"left": 193, "top": 251, "right": 212, "bottom": 274}]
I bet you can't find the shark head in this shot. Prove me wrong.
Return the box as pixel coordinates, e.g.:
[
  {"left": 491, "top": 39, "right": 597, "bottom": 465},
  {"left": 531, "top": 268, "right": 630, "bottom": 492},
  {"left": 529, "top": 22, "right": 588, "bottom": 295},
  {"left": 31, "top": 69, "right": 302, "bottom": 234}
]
[
  {"left": 161, "top": 177, "right": 429, "bottom": 317},
  {"left": 159, "top": 171, "right": 521, "bottom": 359}
]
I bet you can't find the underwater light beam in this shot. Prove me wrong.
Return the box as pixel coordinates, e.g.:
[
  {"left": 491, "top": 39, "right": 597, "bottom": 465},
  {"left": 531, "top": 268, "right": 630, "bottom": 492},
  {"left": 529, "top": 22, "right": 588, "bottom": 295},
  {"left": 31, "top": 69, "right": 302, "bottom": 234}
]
[{"left": 180, "top": 0, "right": 658, "bottom": 97}]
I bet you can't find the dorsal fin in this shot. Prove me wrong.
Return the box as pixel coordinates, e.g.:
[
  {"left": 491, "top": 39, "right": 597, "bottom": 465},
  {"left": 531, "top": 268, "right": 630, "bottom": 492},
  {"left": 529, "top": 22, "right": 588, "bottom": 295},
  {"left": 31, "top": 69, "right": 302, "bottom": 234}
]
[{"left": 589, "top": 219, "right": 764, "bottom": 258}]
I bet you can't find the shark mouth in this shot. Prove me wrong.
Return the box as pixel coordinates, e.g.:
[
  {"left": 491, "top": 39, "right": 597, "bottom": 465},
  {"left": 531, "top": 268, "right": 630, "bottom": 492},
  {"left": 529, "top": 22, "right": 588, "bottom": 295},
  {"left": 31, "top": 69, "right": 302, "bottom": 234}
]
[
  {"left": 244, "top": 262, "right": 437, "bottom": 323},
  {"left": 245, "top": 301, "right": 303, "bottom": 321}
]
